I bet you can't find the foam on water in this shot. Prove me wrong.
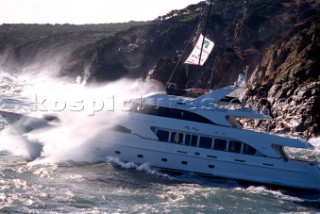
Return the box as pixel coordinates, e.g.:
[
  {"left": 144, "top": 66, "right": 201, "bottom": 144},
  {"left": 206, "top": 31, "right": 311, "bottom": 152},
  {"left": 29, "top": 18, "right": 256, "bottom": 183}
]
[
  {"left": 0, "top": 71, "right": 164, "bottom": 164},
  {"left": 310, "top": 136, "right": 320, "bottom": 150},
  {"left": 0, "top": 128, "right": 42, "bottom": 160},
  {"left": 106, "top": 156, "right": 173, "bottom": 179}
]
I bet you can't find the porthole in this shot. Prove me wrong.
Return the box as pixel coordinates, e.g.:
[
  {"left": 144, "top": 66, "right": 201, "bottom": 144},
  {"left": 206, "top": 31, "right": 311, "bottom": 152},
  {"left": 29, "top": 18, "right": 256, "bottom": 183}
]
[
  {"left": 115, "top": 151, "right": 121, "bottom": 155},
  {"left": 161, "top": 158, "right": 168, "bottom": 162},
  {"left": 208, "top": 164, "right": 215, "bottom": 169},
  {"left": 181, "top": 161, "right": 188, "bottom": 165},
  {"left": 137, "top": 154, "right": 143, "bottom": 158}
]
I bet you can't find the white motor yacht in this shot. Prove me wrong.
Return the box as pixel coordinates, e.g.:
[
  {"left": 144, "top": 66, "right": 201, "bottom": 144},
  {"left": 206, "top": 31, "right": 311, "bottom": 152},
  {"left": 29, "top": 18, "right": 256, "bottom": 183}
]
[{"left": 1, "top": 81, "right": 319, "bottom": 191}]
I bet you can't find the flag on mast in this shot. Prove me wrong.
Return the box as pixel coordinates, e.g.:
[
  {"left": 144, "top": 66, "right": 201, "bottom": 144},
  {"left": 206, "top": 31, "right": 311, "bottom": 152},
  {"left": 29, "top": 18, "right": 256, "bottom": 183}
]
[{"left": 184, "top": 34, "right": 214, "bottom": 66}]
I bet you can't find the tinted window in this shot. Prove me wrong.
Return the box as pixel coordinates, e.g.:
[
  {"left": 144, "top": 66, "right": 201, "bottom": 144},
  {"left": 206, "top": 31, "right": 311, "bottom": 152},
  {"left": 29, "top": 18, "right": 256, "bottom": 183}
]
[
  {"left": 228, "top": 141, "right": 242, "bottom": 153},
  {"left": 156, "top": 130, "right": 169, "bottom": 142},
  {"left": 184, "top": 134, "right": 198, "bottom": 146},
  {"left": 199, "top": 137, "right": 212, "bottom": 149},
  {"left": 243, "top": 144, "right": 256, "bottom": 155},
  {"left": 191, "top": 135, "right": 198, "bottom": 147},
  {"left": 214, "top": 139, "right": 227, "bottom": 151},
  {"left": 131, "top": 105, "right": 215, "bottom": 125},
  {"left": 171, "top": 132, "right": 183, "bottom": 144},
  {"left": 185, "top": 134, "right": 198, "bottom": 147},
  {"left": 185, "top": 134, "right": 191, "bottom": 146}
]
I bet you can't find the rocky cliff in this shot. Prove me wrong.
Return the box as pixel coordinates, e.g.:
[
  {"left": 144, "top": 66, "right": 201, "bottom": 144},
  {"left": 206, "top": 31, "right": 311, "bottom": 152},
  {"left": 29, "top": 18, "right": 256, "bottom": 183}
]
[{"left": 245, "top": 1, "right": 320, "bottom": 138}]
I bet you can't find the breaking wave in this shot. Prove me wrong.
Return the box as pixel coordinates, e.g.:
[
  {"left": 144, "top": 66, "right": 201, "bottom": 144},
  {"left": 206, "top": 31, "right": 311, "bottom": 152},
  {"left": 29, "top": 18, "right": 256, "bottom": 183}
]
[{"left": 0, "top": 71, "right": 164, "bottom": 164}]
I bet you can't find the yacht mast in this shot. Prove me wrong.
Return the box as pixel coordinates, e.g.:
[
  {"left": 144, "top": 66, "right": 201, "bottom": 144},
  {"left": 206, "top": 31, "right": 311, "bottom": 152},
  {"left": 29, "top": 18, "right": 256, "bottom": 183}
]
[
  {"left": 195, "top": 0, "right": 213, "bottom": 87},
  {"left": 197, "top": 0, "right": 213, "bottom": 70}
]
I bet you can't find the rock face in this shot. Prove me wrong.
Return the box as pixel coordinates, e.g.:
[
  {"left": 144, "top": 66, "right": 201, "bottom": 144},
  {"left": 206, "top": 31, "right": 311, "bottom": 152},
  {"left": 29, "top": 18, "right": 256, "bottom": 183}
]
[
  {"left": 78, "top": 15, "right": 199, "bottom": 82},
  {"left": 243, "top": 80, "right": 320, "bottom": 138},
  {"left": 245, "top": 3, "right": 320, "bottom": 138}
]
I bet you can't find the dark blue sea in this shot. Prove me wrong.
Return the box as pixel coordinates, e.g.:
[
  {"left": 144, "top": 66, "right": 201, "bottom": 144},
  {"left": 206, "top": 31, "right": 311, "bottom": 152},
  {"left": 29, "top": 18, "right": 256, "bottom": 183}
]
[{"left": 0, "top": 71, "right": 319, "bottom": 213}]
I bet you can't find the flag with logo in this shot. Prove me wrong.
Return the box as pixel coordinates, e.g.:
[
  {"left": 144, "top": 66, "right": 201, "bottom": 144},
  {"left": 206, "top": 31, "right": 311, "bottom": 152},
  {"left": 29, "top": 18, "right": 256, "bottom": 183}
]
[{"left": 184, "top": 34, "right": 214, "bottom": 66}]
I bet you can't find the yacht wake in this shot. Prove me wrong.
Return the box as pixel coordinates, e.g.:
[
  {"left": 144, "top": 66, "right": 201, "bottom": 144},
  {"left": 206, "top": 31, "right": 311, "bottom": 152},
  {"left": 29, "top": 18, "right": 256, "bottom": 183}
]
[
  {"left": 106, "top": 156, "right": 173, "bottom": 179},
  {"left": 245, "top": 185, "right": 320, "bottom": 206}
]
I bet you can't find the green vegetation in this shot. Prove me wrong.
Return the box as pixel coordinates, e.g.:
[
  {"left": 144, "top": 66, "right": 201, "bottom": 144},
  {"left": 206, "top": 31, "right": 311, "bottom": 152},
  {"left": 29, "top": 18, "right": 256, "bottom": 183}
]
[
  {"left": 246, "top": 0, "right": 283, "bottom": 16},
  {"left": 0, "top": 22, "right": 147, "bottom": 52},
  {"left": 179, "top": 15, "right": 198, "bottom": 23}
]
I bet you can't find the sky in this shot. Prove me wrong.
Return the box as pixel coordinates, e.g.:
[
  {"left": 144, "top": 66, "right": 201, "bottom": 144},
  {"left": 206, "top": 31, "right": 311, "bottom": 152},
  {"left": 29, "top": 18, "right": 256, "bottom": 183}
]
[{"left": 0, "top": 0, "right": 202, "bottom": 24}]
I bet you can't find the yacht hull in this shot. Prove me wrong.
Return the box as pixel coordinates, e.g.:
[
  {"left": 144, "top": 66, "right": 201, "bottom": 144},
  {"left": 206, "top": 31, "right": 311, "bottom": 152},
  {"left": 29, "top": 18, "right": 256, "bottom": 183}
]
[
  {"left": 92, "top": 129, "right": 320, "bottom": 192},
  {"left": 1, "top": 110, "right": 320, "bottom": 191}
]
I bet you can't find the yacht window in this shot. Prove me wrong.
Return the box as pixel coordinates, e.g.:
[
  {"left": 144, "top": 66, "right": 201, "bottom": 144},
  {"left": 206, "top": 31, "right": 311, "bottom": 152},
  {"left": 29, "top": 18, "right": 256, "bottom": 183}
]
[
  {"left": 199, "top": 137, "right": 212, "bottom": 149},
  {"left": 272, "top": 145, "right": 288, "bottom": 161},
  {"left": 228, "top": 141, "right": 242, "bottom": 153},
  {"left": 243, "top": 144, "right": 256, "bottom": 155},
  {"left": 144, "top": 106, "right": 215, "bottom": 125},
  {"left": 213, "top": 139, "right": 227, "bottom": 151},
  {"left": 156, "top": 130, "right": 169, "bottom": 142},
  {"left": 171, "top": 132, "right": 183, "bottom": 144},
  {"left": 185, "top": 134, "right": 198, "bottom": 147},
  {"left": 185, "top": 134, "right": 191, "bottom": 146}
]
